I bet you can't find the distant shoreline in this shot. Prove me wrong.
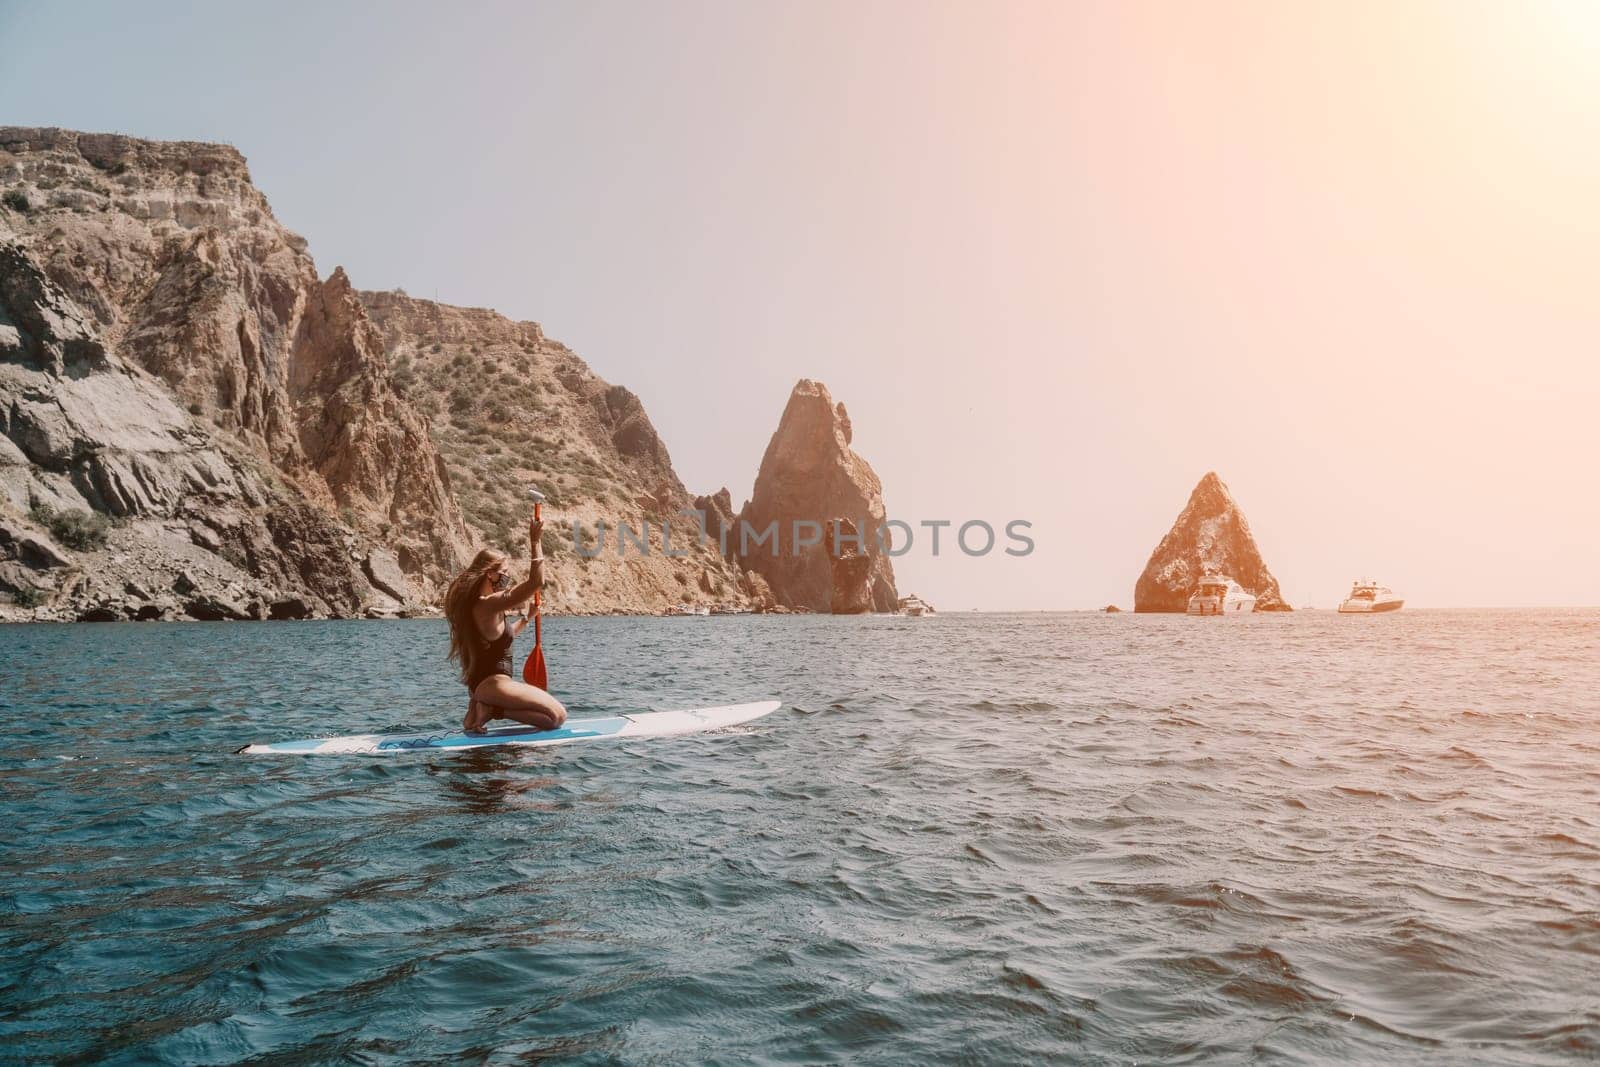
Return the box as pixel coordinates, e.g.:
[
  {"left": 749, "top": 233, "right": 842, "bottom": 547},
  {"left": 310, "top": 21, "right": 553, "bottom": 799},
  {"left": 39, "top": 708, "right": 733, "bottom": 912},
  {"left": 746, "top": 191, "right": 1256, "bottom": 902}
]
[{"left": 5, "top": 605, "right": 1598, "bottom": 626}]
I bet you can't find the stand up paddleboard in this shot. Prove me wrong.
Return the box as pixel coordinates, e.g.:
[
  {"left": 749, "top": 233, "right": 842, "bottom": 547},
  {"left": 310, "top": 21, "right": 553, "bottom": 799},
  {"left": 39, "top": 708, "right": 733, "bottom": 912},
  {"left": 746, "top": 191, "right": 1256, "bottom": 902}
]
[{"left": 237, "top": 700, "right": 780, "bottom": 756}]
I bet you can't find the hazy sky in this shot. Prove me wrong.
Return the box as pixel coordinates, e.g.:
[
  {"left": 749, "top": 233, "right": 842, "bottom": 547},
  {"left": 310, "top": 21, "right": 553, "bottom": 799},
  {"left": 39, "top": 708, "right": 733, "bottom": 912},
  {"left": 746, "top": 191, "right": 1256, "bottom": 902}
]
[{"left": 4, "top": 1, "right": 1597, "bottom": 608}]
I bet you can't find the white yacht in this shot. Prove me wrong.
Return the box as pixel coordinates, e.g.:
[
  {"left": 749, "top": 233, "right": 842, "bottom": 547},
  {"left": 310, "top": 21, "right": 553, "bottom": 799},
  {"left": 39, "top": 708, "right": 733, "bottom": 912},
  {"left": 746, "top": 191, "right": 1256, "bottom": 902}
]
[
  {"left": 1338, "top": 579, "right": 1403, "bottom": 613},
  {"left": 1186, "top": 572, "right": 1257, "bottom": 615},
  {"left": 897, "top": 594, "right": 934, "bottom": 617}
]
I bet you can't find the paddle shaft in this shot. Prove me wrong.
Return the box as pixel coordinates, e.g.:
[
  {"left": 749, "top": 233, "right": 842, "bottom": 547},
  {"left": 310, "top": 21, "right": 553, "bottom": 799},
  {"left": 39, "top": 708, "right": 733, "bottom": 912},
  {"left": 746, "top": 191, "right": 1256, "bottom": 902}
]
[
  {"left": 523, "top": 502, "right": 548, "bottom": 688},
  {"left": 533, "top": 501, "right": 542, "bottom": 640}
]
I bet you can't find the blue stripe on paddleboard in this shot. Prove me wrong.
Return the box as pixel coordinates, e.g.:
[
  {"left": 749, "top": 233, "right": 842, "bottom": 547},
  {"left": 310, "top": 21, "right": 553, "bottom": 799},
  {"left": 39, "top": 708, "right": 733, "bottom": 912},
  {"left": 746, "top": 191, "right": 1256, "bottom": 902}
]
[
  {"left": 374, "top": 717, "right": 626, "bottom": 751},
  {"left": 258, "top": 716, "right": 630, "bottom": 754}
]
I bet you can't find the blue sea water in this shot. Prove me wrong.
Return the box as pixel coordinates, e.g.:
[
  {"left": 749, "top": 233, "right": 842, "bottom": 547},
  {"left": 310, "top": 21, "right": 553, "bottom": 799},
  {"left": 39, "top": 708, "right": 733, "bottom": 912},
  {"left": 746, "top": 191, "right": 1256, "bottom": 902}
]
[{"left": 1, "top": 610, "right": 1598, "bottom": 1065}]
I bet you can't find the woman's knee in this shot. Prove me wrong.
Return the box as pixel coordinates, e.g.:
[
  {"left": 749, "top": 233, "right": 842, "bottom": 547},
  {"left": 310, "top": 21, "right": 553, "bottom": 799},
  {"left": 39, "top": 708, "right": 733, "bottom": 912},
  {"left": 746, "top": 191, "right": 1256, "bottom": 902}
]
[
  {"left": 531, "top": 689, "right": 567, "bottom": 723},
  {"left": 538, "top": 690, "right": 566, "bottom": 722}
]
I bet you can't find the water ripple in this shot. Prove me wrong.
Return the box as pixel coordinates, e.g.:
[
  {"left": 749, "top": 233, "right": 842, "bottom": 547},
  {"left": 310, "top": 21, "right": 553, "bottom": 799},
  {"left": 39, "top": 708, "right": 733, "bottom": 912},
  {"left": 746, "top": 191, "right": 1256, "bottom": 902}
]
[{"left": 2, "top": 610, "right": 1599, "bottom": 1062}]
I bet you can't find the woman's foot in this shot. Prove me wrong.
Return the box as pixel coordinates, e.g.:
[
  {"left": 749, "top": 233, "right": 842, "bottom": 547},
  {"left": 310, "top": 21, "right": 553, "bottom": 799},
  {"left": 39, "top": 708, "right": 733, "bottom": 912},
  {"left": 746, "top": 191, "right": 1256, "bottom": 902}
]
[{"left": 463, "top": 700, "right": 491, "bottom": 735}]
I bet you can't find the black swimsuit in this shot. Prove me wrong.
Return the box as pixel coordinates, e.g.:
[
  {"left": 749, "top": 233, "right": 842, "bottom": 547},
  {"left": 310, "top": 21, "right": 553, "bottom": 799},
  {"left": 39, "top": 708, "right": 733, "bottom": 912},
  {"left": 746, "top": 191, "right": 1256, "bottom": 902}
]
[{"left": 466, "top": 619, "right": 514, "bottom": 691}]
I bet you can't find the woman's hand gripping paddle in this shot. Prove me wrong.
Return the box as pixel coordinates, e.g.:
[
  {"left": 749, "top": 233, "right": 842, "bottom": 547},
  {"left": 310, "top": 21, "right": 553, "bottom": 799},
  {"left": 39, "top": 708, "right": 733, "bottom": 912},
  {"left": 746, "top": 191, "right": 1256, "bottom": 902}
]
[{"left": 522, "top": 487, "right": 549, "bottom": 690}]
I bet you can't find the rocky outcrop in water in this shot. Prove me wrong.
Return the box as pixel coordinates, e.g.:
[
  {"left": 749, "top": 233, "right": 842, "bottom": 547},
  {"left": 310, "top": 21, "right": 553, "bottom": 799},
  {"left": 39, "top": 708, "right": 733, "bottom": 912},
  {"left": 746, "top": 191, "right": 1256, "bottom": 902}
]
[
  {"left": 1134, "top": 471, "right": 1289, "bottom": 612},
  {"left": 735, "top": 380, "right": 897, "bottom": 613}
]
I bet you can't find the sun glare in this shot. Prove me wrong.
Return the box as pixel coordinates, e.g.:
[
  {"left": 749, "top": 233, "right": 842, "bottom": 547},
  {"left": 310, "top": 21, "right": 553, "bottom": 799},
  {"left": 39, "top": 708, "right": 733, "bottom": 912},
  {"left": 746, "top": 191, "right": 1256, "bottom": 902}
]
[{"left": 1541, "top": 0, "right": 1600, "bottom": 54}]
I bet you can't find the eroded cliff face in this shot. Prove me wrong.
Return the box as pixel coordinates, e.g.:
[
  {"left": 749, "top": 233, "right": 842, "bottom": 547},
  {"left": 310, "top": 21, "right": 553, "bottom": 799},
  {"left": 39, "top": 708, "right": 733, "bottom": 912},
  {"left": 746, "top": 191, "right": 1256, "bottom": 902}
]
[
  {"left": 1134, "top": 471, "right": 1289, "bottom": 612},
  {"left": 733, "top": 380, "right": 897, "bottom": 613},
  {"left": 357, "top": 289, "right": 755, "bottom": 614},
  {"left": 0, "top": 125, "right": 466, "bottom": 617},
  {"left": 0, "top": 128, "right": 896, "bottom": 620},
  {"left": 0, "top": 241, "right": 402, "bottom": 620}
]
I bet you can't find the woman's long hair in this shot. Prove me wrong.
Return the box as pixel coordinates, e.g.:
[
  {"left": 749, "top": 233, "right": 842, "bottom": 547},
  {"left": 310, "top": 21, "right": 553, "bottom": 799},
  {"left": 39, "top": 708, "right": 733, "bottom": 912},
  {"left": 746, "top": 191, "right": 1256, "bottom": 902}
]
[{"left": 445, "top": 548, "right": 507, "bottom": 685}]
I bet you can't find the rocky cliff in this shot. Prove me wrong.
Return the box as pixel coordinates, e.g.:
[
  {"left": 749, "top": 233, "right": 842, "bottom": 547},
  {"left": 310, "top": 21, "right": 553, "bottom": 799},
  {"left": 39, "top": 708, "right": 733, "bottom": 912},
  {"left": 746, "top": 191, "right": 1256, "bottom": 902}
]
[
  {"left": 0, "top": 128, "right": 895, "bottom": 620},
  {"left": 1134, "top": 471, "right": 1289, "bottom": 612},
  {"left": 0, "top": 128, "right": 467, "bottom": 579},
  {"left": 356, "top": 289, "right": 756, "bottom": 615},
  {"left": 0, "top": 125, "right": 469, "bottom": 618},
  {"left": 0, "top": 240, "right": 406, "bottom": 620},
  {"left": 724, "top": 380, "right": 897, "bottom": 613},
  {"left": 0, "top": 126, "right": 779, "bottom": 620},
  {"left": 828, "top": 517, "right": 879, "bottom": 614}
]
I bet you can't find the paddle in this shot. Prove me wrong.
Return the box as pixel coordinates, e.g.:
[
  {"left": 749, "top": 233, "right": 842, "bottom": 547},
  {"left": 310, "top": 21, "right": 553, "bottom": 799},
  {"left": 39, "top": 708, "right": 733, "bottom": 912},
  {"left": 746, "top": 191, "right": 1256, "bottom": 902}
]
[{"left": 522, "top": 487, "right": 549, "bottom": 689}]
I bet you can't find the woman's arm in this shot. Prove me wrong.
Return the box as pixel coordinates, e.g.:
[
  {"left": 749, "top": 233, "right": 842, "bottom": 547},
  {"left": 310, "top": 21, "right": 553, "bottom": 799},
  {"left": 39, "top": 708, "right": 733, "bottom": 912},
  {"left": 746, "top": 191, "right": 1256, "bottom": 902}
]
[{"left": 481, "top": 516, "right": 545, "bottom": 611}]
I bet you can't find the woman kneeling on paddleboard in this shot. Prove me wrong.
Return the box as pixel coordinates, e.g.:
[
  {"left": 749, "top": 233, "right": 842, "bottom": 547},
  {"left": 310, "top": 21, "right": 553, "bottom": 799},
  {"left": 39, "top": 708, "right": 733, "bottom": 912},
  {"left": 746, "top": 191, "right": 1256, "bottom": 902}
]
[{"left": 444, "top": 516, "right": 568, "bottom": 734}]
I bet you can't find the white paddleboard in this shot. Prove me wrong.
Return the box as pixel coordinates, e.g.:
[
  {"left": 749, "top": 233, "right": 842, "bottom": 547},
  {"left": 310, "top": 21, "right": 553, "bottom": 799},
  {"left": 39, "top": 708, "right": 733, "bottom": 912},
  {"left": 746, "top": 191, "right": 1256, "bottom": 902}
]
[{"left": 238, "top": 700, "right": 781, "bottom": 756}]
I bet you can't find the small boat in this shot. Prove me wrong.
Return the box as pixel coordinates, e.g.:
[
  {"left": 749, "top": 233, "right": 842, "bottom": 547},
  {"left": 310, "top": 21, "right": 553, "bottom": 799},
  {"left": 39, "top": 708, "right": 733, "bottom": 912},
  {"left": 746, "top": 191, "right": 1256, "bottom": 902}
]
[
  {"left": 1186, "top": 571, "right": 1257, "bottom": 616},
  {"left": 897, "top": 594, "right": 934, "bottom": 617},
  {"left": 1338, "top": 579, "right": 1403, "bottom": 613},
  {"left": 664, "top": 604, "right": 710, "bottom": 616}
]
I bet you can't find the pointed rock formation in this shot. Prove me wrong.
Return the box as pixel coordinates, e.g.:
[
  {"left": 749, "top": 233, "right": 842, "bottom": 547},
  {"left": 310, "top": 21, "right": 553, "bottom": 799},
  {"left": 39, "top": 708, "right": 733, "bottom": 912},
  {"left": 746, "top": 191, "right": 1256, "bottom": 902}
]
[
  {"left": 1134, "top": 472, "right": 1289, "bottom": 612},
  {"left": 691, "top": 487, "right": 738, "bottom": 559},
  {"left": 735, "top": 380, "right": 897, "bottom": 613}
]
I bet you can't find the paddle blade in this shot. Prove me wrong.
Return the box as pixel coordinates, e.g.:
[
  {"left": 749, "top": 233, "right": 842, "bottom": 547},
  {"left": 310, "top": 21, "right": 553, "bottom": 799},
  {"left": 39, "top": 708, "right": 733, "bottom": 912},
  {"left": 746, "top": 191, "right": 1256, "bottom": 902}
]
[{"left": 523, "top": 643, "right": 547, "bottom": 689}]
